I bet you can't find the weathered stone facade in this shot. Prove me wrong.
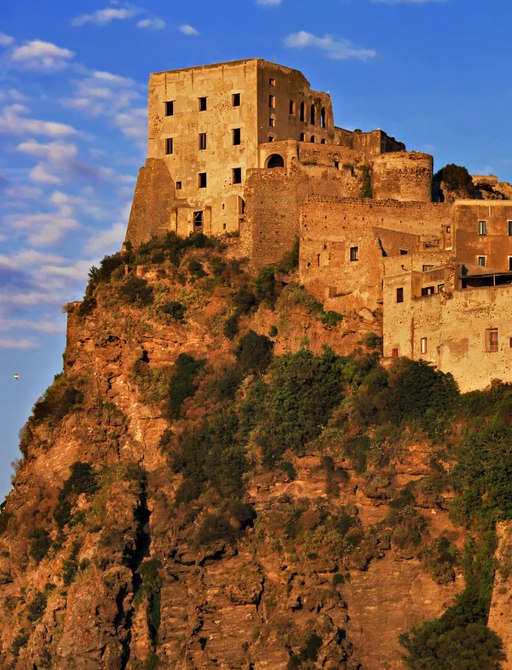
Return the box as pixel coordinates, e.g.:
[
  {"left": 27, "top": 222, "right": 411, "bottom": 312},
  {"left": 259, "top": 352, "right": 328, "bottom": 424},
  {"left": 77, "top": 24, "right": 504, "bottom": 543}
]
[{"left": 125, "top": 58, "right": 512, "bottom": 392}]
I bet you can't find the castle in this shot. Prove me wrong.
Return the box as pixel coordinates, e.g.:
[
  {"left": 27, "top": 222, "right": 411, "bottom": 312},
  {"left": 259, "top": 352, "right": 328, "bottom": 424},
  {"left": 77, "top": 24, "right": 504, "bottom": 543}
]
[{"left": 126, "top": 58, "right": 512, "bottom": 392}]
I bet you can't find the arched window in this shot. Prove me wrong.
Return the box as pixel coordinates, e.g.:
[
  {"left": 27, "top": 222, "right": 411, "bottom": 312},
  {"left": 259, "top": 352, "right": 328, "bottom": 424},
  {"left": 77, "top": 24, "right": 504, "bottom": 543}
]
[
  {"left": 320, "top": 139, "right": 326, "bottom": 144},
  {"left": 320, "top": 108, "right": 326, "bottom": 128},
  {"left": 299, "top": 132, "right": 306, "bottom": 141},
  {"left": 265, "top": 153, "right": 285, "bottom": 169},
  {"left": 310, "top": 104, "right": 316, "bottom": 125},
  {"left": 310, "top": 136, "right": 315, "bottom": 143},
  {"left": 300, "top": 101, "right": 305, "bottom": 122}
]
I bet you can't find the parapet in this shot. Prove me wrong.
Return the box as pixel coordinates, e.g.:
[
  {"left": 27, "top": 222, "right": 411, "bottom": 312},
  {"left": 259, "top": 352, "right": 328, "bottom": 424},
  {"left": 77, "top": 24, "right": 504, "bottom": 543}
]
[{"left": 372, "top": 152, "right": 433, "bottom": 202}]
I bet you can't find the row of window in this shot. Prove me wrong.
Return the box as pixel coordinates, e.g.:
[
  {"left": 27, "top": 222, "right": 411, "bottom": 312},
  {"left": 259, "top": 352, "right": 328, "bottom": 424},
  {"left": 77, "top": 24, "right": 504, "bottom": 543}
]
[
  {"left": 390, "top": 329, "right": 510, "bottom": 358},
  {"left": 174, "top": 169, "right": 243, "bottom": 190},
  {"left": 165, "top": 128, "right": 242, "bottom": 155},
  {"left": 478, "top": 220, "right": 512, "bottom": 236},
  {"left": 476, "top": 256, "right": 512, "bottom": 270},
  {"left": 165, "top": 93, "right": 241, "bottom": 116}
]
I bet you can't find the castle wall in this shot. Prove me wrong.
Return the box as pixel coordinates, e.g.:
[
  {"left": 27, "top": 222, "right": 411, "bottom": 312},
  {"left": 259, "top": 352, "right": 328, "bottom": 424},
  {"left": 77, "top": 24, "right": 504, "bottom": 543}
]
[
  {"left": 372, "top": 152, "right": 433, "bottom": 202},
  {"left": 383, "top": 281, "right": 512, "bottom": 392},
  {"left": 452, "top": 201, "right": 512, "bottom": 272}
]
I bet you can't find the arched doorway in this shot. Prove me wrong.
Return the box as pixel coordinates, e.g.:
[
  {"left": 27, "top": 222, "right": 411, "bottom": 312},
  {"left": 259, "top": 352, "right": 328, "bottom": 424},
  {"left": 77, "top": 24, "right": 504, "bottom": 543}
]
[{"left": 265, "top": 154, "right": 285, "bottom": 169}]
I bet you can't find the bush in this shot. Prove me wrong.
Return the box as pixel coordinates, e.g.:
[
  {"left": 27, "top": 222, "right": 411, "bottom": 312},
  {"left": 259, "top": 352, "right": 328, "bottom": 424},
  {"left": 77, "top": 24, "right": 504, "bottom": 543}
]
[
  {"left": 54, "top": 462, "right": 98, "bottom": 529},
  {"left": 119, "top": 276, "right": 154, "bottom": 307},
  {"left": 233, "top": 285, "right": 259, "bottom": 315},
  {"left": 319, "top": 310, "right": 343, "bottom": 327},
  {"left": 159, "top": 300, "right": 186, "bottom": 321},
  {"left": 188, "top": 259, "right": 207, "bottom": 278},
  {"left": 28, "top": 528, "right": 51, "bottom": 563},
  {"left": 255, "top": 265, "right": 279, "bottom": 307},
  {"left": 223, "top": 314, "right": 239, "bottom": 340},
  {"left": 195, "top": 513, "right": 236, "bottom": 545},
  {"left": 166, "top": 353, "right": 205, "bottom": 419},
  {"left": 27, "top": 591, "right": 47, "bottom": 622},
  {"left": 435, "top": 164, "right": 473, "bottom": 192},
  {"left": 235, "top": 330, "right": 274, "bottom": 374}
]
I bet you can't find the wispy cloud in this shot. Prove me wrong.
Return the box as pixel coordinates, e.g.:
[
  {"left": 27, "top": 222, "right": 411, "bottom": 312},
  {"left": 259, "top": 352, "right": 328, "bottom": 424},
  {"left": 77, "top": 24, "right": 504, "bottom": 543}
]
[
  {"left": 0, "top": 104, "right": 78, "bottom": 138},
  {"left": 372, "top": 0, "right": 447, "bottom": 3},
  {"left": 0, "top": 337, "right": 39, "bottom": 350},
  {"left": 256, "top": 0, "right": 283, "bottom": 5},
  {"left": 72, "top": 5, "right": 140, "bottom": 27},
  {"left": 11, "top": 40, "right": 74, "bottom": 71},
  {"left": 284, "top": 31, "right": 376, "bottom": 60},
  {"left": 86, "top": 221, "right": 126, "bottom": 254},
  {"left": 0, "top": 32, "right": 14, "bottom": 46},
  {"left": 138, "top": 18, "right": 166, "bottom": 30},
  {"left": 179, "top": 24, "right": 199, "bottom": 36}
]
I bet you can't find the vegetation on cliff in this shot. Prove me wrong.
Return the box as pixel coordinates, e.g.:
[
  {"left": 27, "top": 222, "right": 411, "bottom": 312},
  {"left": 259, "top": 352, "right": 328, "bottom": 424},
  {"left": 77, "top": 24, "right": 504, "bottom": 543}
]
[{"left": 0, "top": 233, "right": 509, "bottom": 669}]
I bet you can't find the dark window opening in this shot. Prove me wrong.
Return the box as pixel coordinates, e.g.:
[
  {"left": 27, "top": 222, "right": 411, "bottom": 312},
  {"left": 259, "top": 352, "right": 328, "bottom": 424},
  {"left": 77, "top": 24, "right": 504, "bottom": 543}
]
[
  {"left": 422, "top": 264, "right": 433, "bottom": 271},
  {"left": 165, "top": 101, "right": 174, "bottom": 116},
  {"left": 238, "top": 196, "right": 245, "bottom": 215},
  {"left": 165, "top": 137, "right": 173, "bottom": 154},
  {"left": 268, "top": 135, "right": 274, "bottom": 142},
  {"left": 198, "top": 172, "right": 207, "bottom": 188},
  {"left": 141, "top": 350, "right": 150, "bottom": 363},
  {"left": 508, "top": 257, "right": 512, "bottom": 271},
  {"left": 391, "top": 347, "right": 399, "bottom": 357},
  {"left": 320, "top": 139, "right": 326, "bottom": 144},
  {"left": 396, "top": 287, "right": 404, "bottom": 303},
  {"left": 233, "top": 128, "right": 241, "bottom": 145},
  {"left": 266, "top": 153, "right": 285, "bottom": 169},
  {"left": 193, "top": 211, "right": 203, "bottom": 230},
  {"left": 269, "top": 117, "right": 275, "bottom": 127},
  {"left": 232, "top": 93, "right": 240, "bottom": 107},
  {"left": 486, "top": 328, "right": 498, "bottom": 352},
  {"left": 269, "top": 94, "right": 275, "bottom": 108},
  {"left": 320, "top": 107, "right": 326, "bottom": 128},
  {"left": 300, "top": 132, "right": 306, "bottom": 141},
  {"left": 438, "top": 283, "right": 445, "bottom": 292},
  {"left": 421, "top": 286, "right": 435, "bottom": 296},
  {"left": 477, "top": 256, "right": 486, "bottom": 267},
  {"left": 310, "top": 135, "right": 315, "bottom": 143},
  {"left": 176, "top": 181, "right": 182, "bottom": 190},
  {"left": 199, "top": 97, "right": 207, "bottom": 111},
  {"left": 199, "top": 133, "right": 207, "bottom": 150},
  {"left": 334, "top": 161, "right": 339, "bottom": 169},
  {"left": 269, "top": 78, "right": 276, "bottom": 86},
  {"left": 310, "top": 104, "right": 316, "bottom": 125},
  {"left": 479, "top": 220, "right": 487, "bottom": 236},
  {"left": 508, "top": 220, "right": 512, "bottom": 236},
  {"left": 400, "top": 249, "right": 408, "bottom": 255},
  {"left": 232, "top": 167, "right": 242, "bottom": 184},
  {"left": 289, "top": 100, "right": 296, "bottom": 114},
  {"left": 300, "top": 101, "right": 305, "bottom": 122},
  {"left": 350, "top": 246, "right": 359, "bottom": 261}
]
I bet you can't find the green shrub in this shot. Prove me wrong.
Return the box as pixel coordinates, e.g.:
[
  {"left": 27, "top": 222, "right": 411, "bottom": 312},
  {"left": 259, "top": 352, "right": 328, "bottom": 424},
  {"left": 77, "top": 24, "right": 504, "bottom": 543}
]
[
  {"left": 269, "top": 325, "right": 278, "bottom": 337},
  {"left": 27, "top": 591, "right": 47, "bottom": 622},
  {"left": 166, "top": 353, "right": 205, "bottom": 419},
  {"left": 233, "top": 285, "right": 259, "bottom": 314},
  {"left": 276, "top": 237, "right": 299, "bottom": 274},
  {"left": 28, "top": 528, "right": 51, "bottom": 563},
  {"left": 159, "top": 300, "right": 186, "bottom": 320},
  {"left": 119, "top": 276, "right": 154, "bottom": 307},
  {"left": 223, "top": 314, "right": 239, "bottom": 340},
  {"left": 11, "top": 631, "right": 28, "bottom": 659},
  {"left": 360, "top": 164, "right": 372, "bottom": 198},
  {"left": 320, "top": 310, "right": 343, "bottom": 327},
  {"left": 54, "top": 462, "right": 98, "bottom": 529},
  {"left": 235, "top": 330, "right": 274, "bottom": 374},
  {"left": 255, "top": 265, "right": 279, "bottom": 307},
  {"left": 195, "top": 513, "right": 236, "bottom": 545},
  {"left": 207, "top": 365, "right": 243, "bottom": 401},
  {"left": 435, "top": 164, "right": 473, "bottom": 192},
  {"left": 188, "top": 259, "right": 207, "bottom": 278}
]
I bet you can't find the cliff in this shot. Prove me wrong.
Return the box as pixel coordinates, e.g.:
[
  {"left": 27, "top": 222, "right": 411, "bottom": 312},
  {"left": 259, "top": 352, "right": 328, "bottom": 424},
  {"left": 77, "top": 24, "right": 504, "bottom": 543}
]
[{"left": 0, "top": 234, "right": 507, "bottom": 669}]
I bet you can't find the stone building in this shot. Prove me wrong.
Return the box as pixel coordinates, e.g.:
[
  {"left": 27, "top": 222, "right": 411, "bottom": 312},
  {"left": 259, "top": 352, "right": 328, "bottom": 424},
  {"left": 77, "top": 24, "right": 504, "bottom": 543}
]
[{"left": 125, "top": 58, "right": 512, "bottom": 392}]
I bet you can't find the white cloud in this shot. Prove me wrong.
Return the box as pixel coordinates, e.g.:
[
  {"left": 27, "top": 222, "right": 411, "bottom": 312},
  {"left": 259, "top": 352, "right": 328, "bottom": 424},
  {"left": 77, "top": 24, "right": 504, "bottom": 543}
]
[
  {"left": 372, "top": 0, "right": 446, "bottom": 3},
  {"left": 179, "top": 24, "right": 199, "bottom": 36},
  {"left": 0, "top": 32, "right": 14, "bottom": 47},
  {"left": 72, "top": 6, "right": 140, "bottom": 27},
  {"left": 0, "top": 317, "right": 63, "bottom": 334},
  {"left": 30, "top": 164, "right": 62, "bottom": 184},
  {"left": 256, "top": 0, "right": 282, "bottom": 5},
  {"left": 137, "top": 18, "right": 166, "bottom": 30},
  {"left": 0, "top": 337, "right": 38, "bottom": 350},
  {"left": 0, "top": 104, "right": 78, "bottom": 138},
  {"left": 284, "top": 31, "right": 376, "bottom": 60},
  {"left": 11, "top": 212, "right": 80, "bottom": 246},
  {"left": 17, "top": 139, "right": 78, "bottom": 184},
  {"left": 11, "top": 40, "right": 74, "bottom": 71},
  {"left": 86, "top": 221, "right": 126, "bottom": 254},
  {"left": 93, "top": 70, "right": 134, "bottom": 86},
  {"left": 62, "top": 71, "right": 141, "bottom": 118},
  {"left": 114, "top": 108, "right": 147, "bottom": 144}
]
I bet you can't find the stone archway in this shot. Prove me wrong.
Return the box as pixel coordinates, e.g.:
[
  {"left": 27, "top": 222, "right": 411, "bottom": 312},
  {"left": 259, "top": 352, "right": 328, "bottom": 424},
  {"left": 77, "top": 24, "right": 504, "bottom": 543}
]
[{"left": 265, "top": 153, "right": 285, "bottom": 169}]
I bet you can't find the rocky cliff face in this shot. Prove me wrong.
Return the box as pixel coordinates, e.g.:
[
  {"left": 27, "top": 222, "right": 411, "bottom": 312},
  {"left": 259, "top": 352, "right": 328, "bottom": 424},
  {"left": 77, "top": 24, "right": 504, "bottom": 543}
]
[{"left": 0, "top": 236, "right": 487, "bottom": 669}]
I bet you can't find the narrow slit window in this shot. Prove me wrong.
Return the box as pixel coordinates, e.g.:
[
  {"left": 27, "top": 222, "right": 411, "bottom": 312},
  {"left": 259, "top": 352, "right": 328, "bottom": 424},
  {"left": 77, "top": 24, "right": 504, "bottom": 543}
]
[
  {"left": 268, "top": 136, "right": 274, "bottom": 142},
  {"left": 165, "top": 101, "right": 174, "bottom": 116},
  {"left": 396, "top": 287, "right": 404, "bottom": 303},
  {"left": 232, "top": 93, "right": 240, "bottom": 107},
  {"left": 310, "top": 104, "right": 316, "bottom": 125},
  {"left": 198, "top": 172, "right": 207, "bottom": 188},
  {"left": 400, "top": 249, "right": 408, "bottom": 255},
  {"left": 199, "top": 97, "right": 207, "bottom": 111},
  {"left": 320, "top": 107, "right": 326, "bottom": 128},
  {"left": 232, "top": 167, "right": 242, "bottom": 184},
  {"left": 269, "top": 117, "right": 275, "bottom": 127},
  {"left": 350, "top": 246, "right": 359, "bottom": 261},
  {"left": 269, "top": 78, "right": 276, "bottom": 86},
  {"left": 289, "top": 100, "right": 296, "bottom": 115},
  {"left": 300, "top": 132, "right": 306, "bottom": 141},
  {"left": 509, "top": 257, "right": 512, "bottom": 271},
  {"left": 479, "top": 220, "right": 487, "bottom": 236},
  {"left": 165, "top": 137, "right": 173, "bottom": 154},
  {"left": 233, "top": 128, "right": 241, "bottom": 145},
  {"left": 420, "top": 337, "right": 427, "bottom": 354},
  {"left": 199, "top": 133, "right": 207, "bottom": 150},
  {"left": 269, "top": 94, "right": 275, "bottom": 108},
  {"left": 391, "top": 347, "right": 399, "bottom": 358},
  {"left": 310, "top": 135, "right": 315, "bottom": 143},
  {"left": 486, "top": 328, "right": 498, "bottom": 352},
  {"left": 300, "top": 101, "right": 305, "bottom": 122},
  {"left": 508, "top": 220, "right": 512, "bottom": 236}
]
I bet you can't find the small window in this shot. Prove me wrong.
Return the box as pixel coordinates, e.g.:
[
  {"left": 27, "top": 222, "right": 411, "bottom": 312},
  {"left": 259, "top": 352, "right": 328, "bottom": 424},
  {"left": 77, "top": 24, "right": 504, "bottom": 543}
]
[
  {"left": 438, "top": 283, "right": 445, "bottom": 292},
  {"left": 350, "top": 246, "right": 359, "bottom": 261},
  {"left": 310, "top": 104, "right": 316, "bottom": 125},
  {"left": 320, "top": 107, "right": 326, "bottom": 128},
  {"left": 486, "top": 328, "right": 498, "bottom": 352},
  {"left": 320, "top": 139, "right": 326, "bottom": 144},
  {"left": 269, "top": 78, "right": 276, "bottom": 86},
  {"left": 269, "top": 95, "right": 275, "bottom": 109},
  {"left": 391, "top": 347, "right": 399, "bottom": 358},
  {"left": 233, "top": 128, "right": 241, "bottom": 145},
  {"left": 509, "top": 337, "right": 512, "bottom": 348},
  {"left": 421, "top": 286, "right": 435, "bottom": 296},
  {"left": 199, "top": 133, "right": 207, "bottom": 150},
  {"left": 176, "top": 181, "right": 182, "bottom": 190},
  {"left": 509, "top": 257, "right": 512, "bottom": 271},
  {"left": 422, "top": 264, "right": 434, "bottom": 272},
  {"left": 232, "top": 93, "right": 240, "bottom": 107},
  {"left": 289, "top": 100, "right": 296, "bottom": 115},
  {"left": 479, "top": 220, "right": 487, "bottom": 236},
  {"left": 400, "top": 250, "right": 408, "bottom": 256},
  {"left": 310, "top": 135, "right": 315, "bottom": 143},
  {"left": 477, "top": 256, "right": 486, "bottom": 267},
  {"left": 165, "top": 100, "right": 174, "bottom": 116},
  {"left": 232, "top": 167, "right": 242, "bottom": 184},
  {"left": 269, "top": 117, "right": 275, "bottom": 127},
  {"left": 193, "top": 211, "right": 203, "bottom": 230},
  {"left": 508, "top": 220, "right": 512, "bottom": 236},
  {"left": 238, "top": 196, "right": 245, "bottom": 215},
  {"left": 299, "top": 132, "right": 306, "bottom": 141},
  {"left": 446, "top": 225, "right": 452, "bottom": 233},
  {"left": 199, "top": 97, "right": 207, "bottom": 111},
  {"left": 165, "top": 137, "right": 173, "bottom": 154},
  {"left": 300, "top": 101, "right": 305, "bottom": 122},
  {"left": 334, "top": 161, "right": 339, "bottom": 169},
  {"left": 198, "top": 172, "right": 207, "bottom": 188},
  {"left": 268, "top": 136, "right": 274, "bottom": 142},
  {"left": 396, "top": 287, "right": 404, "bottom": 303},
  {"left": 420, "top": 337, "right": 427, "bottom": 354}
]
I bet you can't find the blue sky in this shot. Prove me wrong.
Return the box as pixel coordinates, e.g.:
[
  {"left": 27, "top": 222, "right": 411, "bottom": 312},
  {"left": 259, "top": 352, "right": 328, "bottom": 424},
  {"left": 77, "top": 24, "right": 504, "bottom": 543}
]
[{"left": 1, "top": 0, "right": 511, "bottom": 500}]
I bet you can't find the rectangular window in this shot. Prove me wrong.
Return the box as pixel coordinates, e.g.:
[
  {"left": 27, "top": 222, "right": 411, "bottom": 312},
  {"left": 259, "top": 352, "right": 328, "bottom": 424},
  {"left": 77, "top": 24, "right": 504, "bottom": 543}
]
[
  {"left": 396, "top": 287, "right": 404, "bottom": 303},
  {"left": 268, "top": 136, "right": 274, "bottom": 142},
  {"left": 232, "top": 93, "right": 240, "bottom": 107},
  {"left": 477, "top": 256, "right": 486, "bottom": 267},
  {"left": 391, "top": 347, "right": 399, "bottom": 358},
  {"left": 422, "top": 264, "right": 434, "bottom": 272},
  {"left": 289, "top": 100, "right": 296, "bottom": 114},
  {"left": 438, "top": 283, "right": 445, "bottom": 292},
  {"left": 300, "top": 132, "right": 306, "bottom": 141},
  {"left": 199, "top": 97, "right": 207, "bottom": 111},
  {"left": 508, "top": 220, "right": 512, "bottom": 236},
  {"left": 400, "top": 249, "right": 408, "bottom": 255},
  {"left": 421, "top": 286, "right": 435, "bottom": 296},
  {"left": 193, "top": 211, "right": 203, "bottom": 230},
  {"left": 176, "top": 181, "right": 182, "bottom": 190},
  {"left": 269, "top": 94, "right": 275, "bottom": 108},
  {"left": 446, "top": 225, "right": 452, "bottom": 233},
  {"left": 420, "top": 337, "right": 427, "bottom": 354},
  {"left": 486, "top": 328, "right": 498, "bottom": 352},
  {"left": 232, "top": 167, "right": 242, "bottom": 184},
  {"left": 479, "top": 220, "right": 487, "bottom": 236},
  {"left": 165, "top": 100, "right": 174, "bottom": 116},
  {"left": 199, "top": 133, "right": 207, "bottom": 150},
  {"left": 269, "top": 78, "right": 276, "bottom": 86},
  {"left": 349, "top": 246, "right": 359, "bottom": 261},
  {"left": 509, "top": 257, "right": 512, "bottom": 271},
  {"left": 269, "top": 117, "right": 275, "bottom": 127},
  {"left": 232, "top": 128, "right": 241, "bottom": 145},
  {"left": 165, "top": 137, "right": 173, "bottom": 154},
  {"left": 198, "top": 172, "right": 207, "bottom": 188}
]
